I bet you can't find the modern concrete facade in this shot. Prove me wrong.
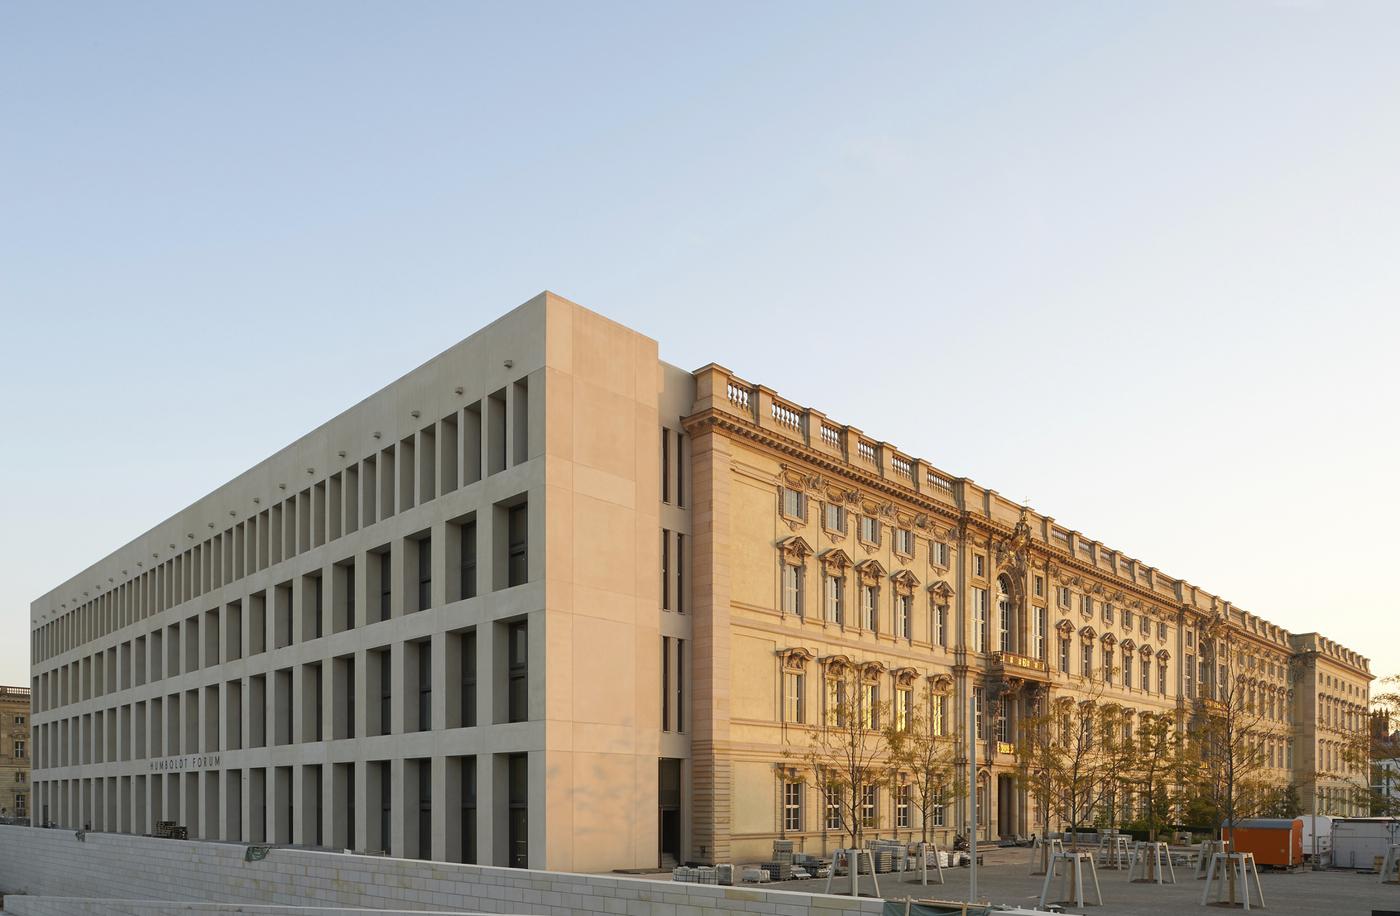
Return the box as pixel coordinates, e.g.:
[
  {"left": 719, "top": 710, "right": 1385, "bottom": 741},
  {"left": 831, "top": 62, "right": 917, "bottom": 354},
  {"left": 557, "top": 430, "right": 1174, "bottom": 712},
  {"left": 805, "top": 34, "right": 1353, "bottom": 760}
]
[
  {"left": 28, "top": 292, "right": 1372, "bottom": 871},
  {"left": 1, "top": 685, "right": 31, "bottom": 820}
]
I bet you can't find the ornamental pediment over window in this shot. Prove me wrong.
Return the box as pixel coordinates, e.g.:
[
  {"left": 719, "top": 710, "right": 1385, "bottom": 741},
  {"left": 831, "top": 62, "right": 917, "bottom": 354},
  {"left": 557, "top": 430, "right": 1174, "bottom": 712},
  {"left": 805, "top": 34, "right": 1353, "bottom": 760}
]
[
  {"left": 892, "top": 666, "right": 920, "bottom": 687},
  {"left": 928, "top": 579, "right": 955, "bottom": 599},
  {"left": 927, "top": 673, "right": 954, "bottom": 694},
  {"left": 779, "top": 465, "right": 827, "bottom": 493},
  {"left": 1120, "top": 638, "right": 1136, "bottom": 652},
  {"left": 890, "top": 569, "right": 920, "bottom": 594},
  {"left": 819, "top": 548, "right": 852, "bottom": 575},
  {"left": 855, "top": 558, "right": 886, "bottom": 585},
  {"left": 1157, "top": 648, "right": 1171, "bottom": 660},
  {"left": 777, "top": 647, "right": 816, "bottom": 670},
  {"left": 777, "top": 536, "right": 814, "bottom": 566},
  {"left": 1139, "top": 644, "right": 1155, "bottom": 658},
  {"left": 1054, "top": 618, "right": 1075, "bottom": 636},
  {"left": 860, "top": 661, "right": 887, "bottom": 680},
  {"left": 821, "top": 654, "right": 853, "bottom": 674},
  {"left": 1101, "top": 632, "right": 1117, "bottom": 646},
  {"left": 1079, "top": 625, "right": 1097, "bottom": 641}
]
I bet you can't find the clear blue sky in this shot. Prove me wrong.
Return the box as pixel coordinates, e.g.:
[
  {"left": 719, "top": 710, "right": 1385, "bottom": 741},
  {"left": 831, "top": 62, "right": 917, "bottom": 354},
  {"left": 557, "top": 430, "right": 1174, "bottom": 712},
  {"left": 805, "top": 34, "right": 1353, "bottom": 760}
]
[{"left": 2, "top": 2, "right": 1397, "bottom": 690}]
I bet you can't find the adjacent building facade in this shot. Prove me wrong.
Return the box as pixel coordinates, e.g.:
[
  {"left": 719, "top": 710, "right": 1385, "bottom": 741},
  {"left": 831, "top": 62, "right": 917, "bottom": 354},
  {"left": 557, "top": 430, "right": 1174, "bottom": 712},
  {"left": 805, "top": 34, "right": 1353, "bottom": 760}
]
[
  {"left": 1, "top": 685, "right": 31, "bottom": 821},
  {"left": 28, "top": 293, "right": 1372, "bottom": 871}
]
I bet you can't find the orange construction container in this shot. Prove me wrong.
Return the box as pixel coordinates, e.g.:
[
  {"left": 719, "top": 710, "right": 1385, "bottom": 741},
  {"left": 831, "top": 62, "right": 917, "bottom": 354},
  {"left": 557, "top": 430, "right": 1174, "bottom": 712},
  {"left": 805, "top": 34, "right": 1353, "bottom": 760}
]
[{"left": 1224, "top": 818, "right": 1304, "bottom": 868}]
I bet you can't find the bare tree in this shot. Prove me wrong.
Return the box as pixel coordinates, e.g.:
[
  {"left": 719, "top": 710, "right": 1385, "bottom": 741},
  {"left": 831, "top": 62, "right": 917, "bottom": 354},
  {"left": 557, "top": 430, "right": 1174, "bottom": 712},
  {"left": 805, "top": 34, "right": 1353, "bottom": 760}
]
[
  {"left": 887, "top": 686, "right": 963, "bottom": 846},
  {"left": 788, "top": 661, "right": 896, "bottom": 851},
  {"left": 1125, "top": 711, "right": 1193, "bottom": 841}
]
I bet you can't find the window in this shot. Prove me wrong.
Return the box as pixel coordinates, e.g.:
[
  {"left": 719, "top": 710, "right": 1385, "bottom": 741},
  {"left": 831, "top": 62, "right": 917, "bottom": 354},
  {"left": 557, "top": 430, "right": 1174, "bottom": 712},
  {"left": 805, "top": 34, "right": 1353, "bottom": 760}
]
[
  {"left": 507, "top": 621, "right": 528, "bottom": 723},
  {"left": 783, "top": 671, "right": 805, "bottom": 724},
  {"left": 826, "top": 678, "right": 846, "bottom": 727},
  {"left": 1034, "top": 575, "right": 1044, "bottom": 598},
  {"left": 1123, "top": 652, "right": 1133, "bottom": 687},
  {"left": 1032, "top": 607, "right": 1046, "bottom": 659},
  {"left": 895, "top": 593, "right": 912, "bottom": 639},
  {"left": 931, "top": 541, "right": 949, "bottom": 567},
  {"left": 783, "top": 782, "right": 803, "bottom": 832},
  {"left": 825, "top": 786, "right": 842, "bottom": 830},
  {"left": 1102, "top": 647, "right": 1113, "bottom": 682},
  {"left": 1103, "top": 603, "right": 1113, "bottom": 624},
  {"left": 1141, "top": 658, "right": 1151, "bottom": 692},
  {"left": 1081, "top": 594, "right": 1093, "bottom": 617},
  {"left": 932, "top": 604, "right": 947, "bottom": 647},
  {"left": 931, "top": 692, "right": 946, "bottom": 736},
  {"left": 460, "top": 756, "right": 477, "bottom": 863},
  {"left": 973, "top": 688, "right": 985, "bottom": 739},
  {"left": 1158, "top": 661, "right": 1167, "bottom": 695},
  {"left": 417, "top": 536, "right": 432, "bottom": 611},
  {"left": 895, "top": 687, "right": 912, "bottom": 731},
  {"left": 1057, "top": 586, "right": 1071, "bottom": 609},
  {"left": 15, "top": 715, "right": 25, "bottom": 726},
  {"left": 781, "top": 487, "right": 806, "bottom": 520},
  {"left": 1081, "top": 643, "right": 1093, "bottom": 678},
  {"left": 1140, "top": 615, "right": 1149, "bottom": 636},
  {"left": 1058, "top": 638, "right": 1071, "bottom": 674},
  {"left": 782, "top": 563, "right": 804, "bottom": 616},
  {"left": 931, "top": 789, "right": 945, "bottom": 827},
  {"left": 1123, "top": 609, "right": 1134, "bottom": 629},
  {"left": 996, "top": 580, "right": 1011, "bottom": 652},
  {"left": 824, "top": 502, "right": 846, "bottom": 533},
  {"left": 971, "top": 588, "right": 988, "bottom": 652},
  {"left": 861, "top": 785, "right": 877, "bottom": 828},
  {"left": 896, "top": 783, "right": 910, "bottom": 828},
  {"left": 859, "top": 516, "right": 880, "bottom": 545},
  {"left": 860, "top": 584, "right": 878, "bottom": 632},
  {"left": 861, "top": 682, "right": 879, "bottom": 730},
  {"left": 1158, "top": 622, "right": 1167, "bottom": 640},
  {"left": 972, "top": 554, "right": 985, "bottom": 577},
  {"left": 507, "top": 505, "right": 528, "bottom": 587},
  {"left": 895, "top": 529, "right": 914, "bottom": 555},
  {"left": 460, "top": 630, "right": 477, "bottom": 727},
  {"left": 13, "top": 740, "right": 24, "bottom": 758},
  {"left": 823, "top": 574, "right": 844, "bottom": 624},
  {"left": 459, "top": 521, "right": 477, "bottom": 600},
  {"left": 378, "top": 552, "right": 392, "bottom": 622}
]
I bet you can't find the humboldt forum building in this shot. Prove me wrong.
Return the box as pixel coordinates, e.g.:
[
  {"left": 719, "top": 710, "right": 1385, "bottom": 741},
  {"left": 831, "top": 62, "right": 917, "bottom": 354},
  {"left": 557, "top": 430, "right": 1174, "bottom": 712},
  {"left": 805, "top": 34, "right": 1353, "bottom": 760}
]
[{"left": 27, "top": 293, "right": 1372, "bottom": 872}]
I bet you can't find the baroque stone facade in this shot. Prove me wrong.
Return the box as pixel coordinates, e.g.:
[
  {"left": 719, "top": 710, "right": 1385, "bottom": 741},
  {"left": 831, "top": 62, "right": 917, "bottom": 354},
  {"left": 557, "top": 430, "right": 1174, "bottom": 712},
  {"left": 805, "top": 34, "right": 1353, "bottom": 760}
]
[
  {"left": 0, "top": 685, "right": 31, "bottom": 820},
  {"left": 27, "top": 294, "right": 1371, "bottom": 871}
]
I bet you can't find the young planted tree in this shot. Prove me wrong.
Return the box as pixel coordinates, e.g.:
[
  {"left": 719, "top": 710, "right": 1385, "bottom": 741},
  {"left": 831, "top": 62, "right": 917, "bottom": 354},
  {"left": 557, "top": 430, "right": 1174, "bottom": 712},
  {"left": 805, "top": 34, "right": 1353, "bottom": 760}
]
[
  {"left": 1126, "top": 711, "right": 1193, "bottom": 842},
  {"left": 1188, "top": 618, "right": 1271, "bottom": 904},
  {"left": 789, "top": 661, "right": 896, "bottom": 852},
  {"left": 1338, "top": 673, "right": 1400, "bottom": 819},
  {"left": 1015, "top": 678, "right": 1130, "bottom": 894},
  {"left": 886, "top": 687, "right": 963, "bottom": 846}
]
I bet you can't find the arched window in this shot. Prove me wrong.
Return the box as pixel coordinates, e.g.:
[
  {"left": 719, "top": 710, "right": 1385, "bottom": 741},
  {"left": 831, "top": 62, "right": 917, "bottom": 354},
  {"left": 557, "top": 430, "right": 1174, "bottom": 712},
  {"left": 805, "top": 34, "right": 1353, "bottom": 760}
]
[{"left": 996, "top": 575, "right": 1014, "bottom": 653}]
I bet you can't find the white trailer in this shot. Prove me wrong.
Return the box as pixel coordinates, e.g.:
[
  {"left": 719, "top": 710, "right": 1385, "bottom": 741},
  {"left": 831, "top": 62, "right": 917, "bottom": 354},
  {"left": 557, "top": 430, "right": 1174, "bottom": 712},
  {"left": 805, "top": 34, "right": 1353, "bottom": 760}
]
[
  {"left": 1299, "top": 814, "right": 1334, "bottom": 862},
  {"left": 1331, "top": 818, "right": 1400, "bottom": 869}
]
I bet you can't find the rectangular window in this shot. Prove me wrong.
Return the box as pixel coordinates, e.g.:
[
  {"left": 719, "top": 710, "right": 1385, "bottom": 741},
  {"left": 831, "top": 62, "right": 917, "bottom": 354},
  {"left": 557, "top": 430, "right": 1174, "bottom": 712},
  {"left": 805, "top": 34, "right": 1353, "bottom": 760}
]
[
  {"left": 417, "top": 642, "right": 432, "bottom": 731},
  {"left": 417, "top": 535, "right": 432, "bottom": 611},
  {"left": 783, "top": 671, "right": 805, "bottom": 724},
  {"left": 458, "top": 520, "right": 477, "bottom": 600},
  {"left": 1158, "top": 660, "right": 1167, "bottom": 694},
  {"left": 1057, "top": 586, "right": 1071, "bottom": 609},
  {"left": 860, "top": 516, "right": 880, "bottom": 545},
  {"left": 896, "top": 593, "right": 912, "bottom": 639},
  {"left": 507, "top": 621, "right": 528, "bottom": 723},
  {"left": 896, "top": 783, "right": 910, "bottom": 828},
  {"left": 861, "top": 785, "right": 877, "bottom": 828},
  {"left": 675, "top": 533, "right": 685, "bottom": 613},
  {"left": 931, "top": 541, "right": 949, "bottom": 567},
  {"left": 1103, "top": 602, "right": 1113, "bottom": 624},
  {"left": 973, "top": 688, "right": 984, "bottom": 739},
  {"left": 460, "top": 630, "right": 477, "bottom": 727},
  {"left": 1081, "top": 643, "right": 1093, "bottom": 678},
  {"left": 826, "top": 678, "right": 846, "bottom": 727},
  {"left": 861, "top": 682, "right": 879, "bottom": 730},
  {"left": 781, "top": 487, "right": 806, "bottom": 520},
  {"left": 1059, "top": 638, "right": 1070, "bottom": 674},
  {"left": 378, "top": 552, "right": 392, "bottom": 622},
  {"left": 895, "top": 529, "right": 914, "bottom": 555},
  {"left": 972, "top": 588, "right": 988, "bottom": 652},
  {"left": 1102, "top": 647, "right": 1113, "bottom": 682},
  {"left": 824, "top": 575, "right": 844, "bottom": 624},
  {"left": 661, "top": 530, "right": 671, "bottom": 611},
  {"left": 932, "top": 789, "right": 945, "bottom": 827},
  {"left": 931, "top": 693, "right": 946, "bottom": 736},
  {"left": 896, "top": 687, "right": 912, "bottom": 731},
  {"left": 933, "top": 604, "right": 947, "bottom": 647},
  {"left": 825, "top": 787, "right": 842, "bottom": 830},
  {"left": 973, "top": 554, "right": 985, "bottom": 577},
  {"left": 1123, "top": 609, "right": 1134, "bottom": 629},
  {"left": 782, "top": 563, "right": 803, "bottom": 616},
  {"left": 1033, "top": 607, "right": 1046, "bottom": 659},
  {"left": 1123, "top": 653, "right": 1133, "bottom": 687},
  {"left": 460, "top": 756, "right": 477, "bottom": 864},
  {"left": 1034, "top": 575, "right": 1044, "bottom": 598},
  {"left": 1141, "top": 658, "right": 1151, "bottom": 692},
  {"left": 825, "top": 503, "right": 846, "bottom": 533},
  {"left": 508, "top": 504, "right": 528, "bottom": 587},
  {"left": 1158, "top": 621, "right": 1167, "bottom": 640},
  {"left": 783, "top": 782, "right": 802, "bottom": 832},
  {"left": 860, "top": 585, "right": 878, "bottom": 632},
  {"left": 661, "top": 429, "right": 670, "bottom": 505},
  {"left": 1081, "top": 594, "right": 1092, "bottom": 617}
]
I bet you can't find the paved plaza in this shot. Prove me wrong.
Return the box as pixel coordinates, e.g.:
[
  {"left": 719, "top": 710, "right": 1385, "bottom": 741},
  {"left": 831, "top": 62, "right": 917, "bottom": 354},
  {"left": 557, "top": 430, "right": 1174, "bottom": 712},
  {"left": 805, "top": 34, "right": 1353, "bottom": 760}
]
[{"left": 641, "top": 846, "right": 1400, "bottom": 916}]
